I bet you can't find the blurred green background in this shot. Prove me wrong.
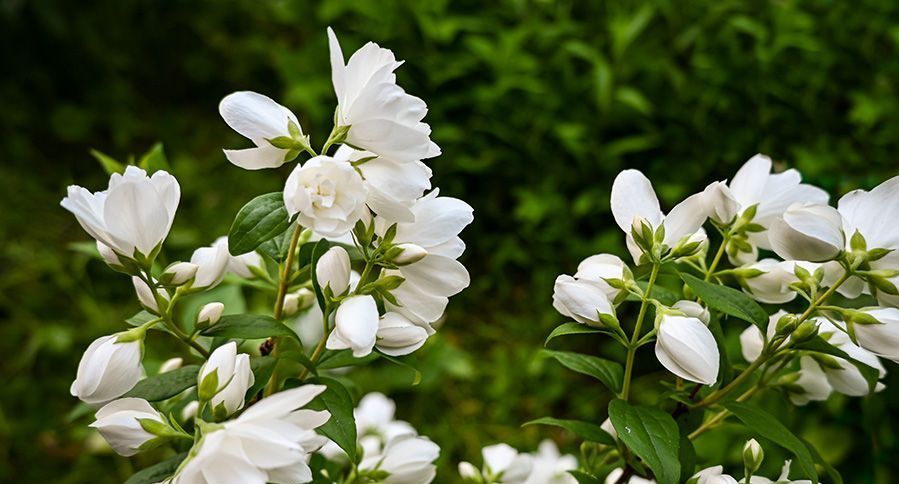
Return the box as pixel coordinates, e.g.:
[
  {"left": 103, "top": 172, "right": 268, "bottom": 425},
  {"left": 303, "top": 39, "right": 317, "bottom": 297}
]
[{"left": 4, "top": 0, "right": 899, "bottom": 481}]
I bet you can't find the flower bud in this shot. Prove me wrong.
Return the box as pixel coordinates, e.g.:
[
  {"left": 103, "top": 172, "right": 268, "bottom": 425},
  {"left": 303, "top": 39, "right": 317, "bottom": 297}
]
[
  {"left": 655, "top": 315, "right": 720, "bottom": 385},
  {"left": 282, "top": 288, "right": 314, "bottom": 316},
  {"left": 316, "top": 246, "right": 352, "bottom": 296},
  {"left": 391, "top": 243, "right": 428, "bottom": 266},
  {"left": 739, "top": 325, "right": 765, "bottom": 363},
  {"left": 190, "top": 242, "right": 230, "bottom": 289},
  {"left": 197, "top": 302, "right": 225, "bottom": 327},
  {"left": 326, "top": 295, "right": 379, "bottom": 357},
  {"left": 769, "top": 203, "right": 844, "bottom": 262},
  {"left": 853, "top": 307, "right": 899, "bottom": 362},
  {"left": 159, "top": 262, "right": 199, "bottom": 286},
  {"left": 90, "top": 398, "right": 168, "bottom": 457},
  {"left": 376, "top": 312, "right": 430, "bottom": 356},
  {"left": 791, "top": 320, "right": 819, "bottom": 344},
  {"left": 181, "top": 400, "right": 199, "bottom": 422},
  {"left": 458, "top": 461, "right": 480, "bottom": 481},
  {"left": 673, "top": 300, "right": 710, "bottom": 325},
  {"left": 158, "top": 357, "right": 183, "bottom": 373},
  {"left": 132, "top": 276, "right": 168, "bottom": 314},
  {"left": 742, "top": 439, "right": 764, "bottom": 474},
  {"left": 197, "top": 342, "right": 254, "bottom": 418},
  {"left": 552, "top": 275, "right": 617, "bottom": 328},
  {"left": 70, "top": 333, "right": 144, "bottom": 406},
  {"left": 775, "top": 313, "right": 799, "bottom": 336}
]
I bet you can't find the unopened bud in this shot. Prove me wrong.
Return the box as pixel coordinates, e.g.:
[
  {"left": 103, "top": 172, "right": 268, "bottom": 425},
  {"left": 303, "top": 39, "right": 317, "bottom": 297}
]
[
  {"left": 791, "top": 320, "right": 819, "bottom": 343},
  {"left": 742, "top": 439, "right": 764, "bottom": 473},
  {"left": 775, "top": 314, "right": 799, "bottom": 336},
  {"left": 159, "top": 357, "right": 183, "bottom": 373},
  {"left": 282, "top": 288, "right": 314, "bottom": 316},
  {"left": 160, "top": 262, "right": 199, "bottom": 286},
  {"left": 391, "top": 243, "right": 428, "bottom": 265},
  {"left": 197, "top": 302, "right": 224, "bottom": 327},
  {"left": 457, "top": 462, "right": 480, "bottom": 481}
]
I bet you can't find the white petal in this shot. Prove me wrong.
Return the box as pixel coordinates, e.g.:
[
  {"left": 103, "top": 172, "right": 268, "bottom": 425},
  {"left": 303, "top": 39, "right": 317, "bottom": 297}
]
[
  {"left": 219, "top": 91, "right": 298, "bottom": 145},
  {"left": 610, "top": 169, "right": 662, "bottom": 233},
  {"left": 224, "top": 145, "right": 290, "bottom": 170}
]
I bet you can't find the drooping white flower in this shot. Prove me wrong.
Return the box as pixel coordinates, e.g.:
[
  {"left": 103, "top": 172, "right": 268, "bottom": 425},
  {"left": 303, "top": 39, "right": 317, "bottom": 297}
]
[
  {"left": 326, "top": 295, "right": 380, "bottom": 357},
  {"left": 90, "top": 398, "right": 165, "bottom": 457},
  {"left": 61, "top": 166, "right": 180, "bottom": 260},
  {"left": 552, "top": 275, "right": 616, "bottom": 327},
  {"left": 741, "top": 259, "right": 825, "bottom": 304},
  {"left": 481, "top": 443, "right": 535, "bottom": 483},
  {"left": 739, "top": 310, "right": 788, "bottom": 362},
  {"left": 655, "top": 314, "right": 720, "bottom": 385},
  {"left": 359, "top": 434, "right": 440, "bottom": 483},
  {"left": 219, "top": 91, "right": 304, "bottom": 170},
  {"left": 816, "top": 321, "right": 886, "bottom": 396},
  {"left": 283, "top": 288, "right": 314, "bottom": 317},
  {"left": 316, "top": 246, "right": 352, "bottom": 296},
  {"left": 610, "top": 169, "right": 709, "bottom": 262},
  {"left": 376, "top": 312, "right": 430, "bottom": 356},
  {"left": 284, "top": 154, "right": 369, "bottom": 238},
  {"left": 689, "top": 465, "right": 739, "bottom": 484},
  {"left": 573, "top": 253, "right": 627, "bottom": 300},
  {"left": 328, "top": 28, "right": 439, "bottom": 164},
  {"left": 788, "top": 356, "right": 833, "bottom": 405},
  {"left": 702, "top": 181, "right": 741, "bottom": 225},
  {"left": 190, "top": 240, "right": 231, "bottom": 290},
  {"left": 524, "top": 440, "right": 578, "bottom": 484},
  {"left": 71, "top": 333, "right": 144, "bottom": 406},
  {"left": 213, "top": 236, "right": 264, "bottom": 279},
  {"left": 853, "top": 307, "right": 899, "bottom": 362},
  {"left": 171, "top": 385, "right": 331, "bottom": 484},
  {"left": 198, "top": 342, "right": 255, "bottom": 418},
  {"left": 769, "top": 202, "right": 845, "bottom": 262}
]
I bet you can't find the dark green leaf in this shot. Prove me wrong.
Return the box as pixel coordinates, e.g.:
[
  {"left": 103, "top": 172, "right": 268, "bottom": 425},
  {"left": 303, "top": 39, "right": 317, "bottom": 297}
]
[
  {"left": 201, "top": 314, "right": 300, "bottom": 341},
  {"left": 523, "top": 417, "right": 615, "bottom": 445},
  {"left": 228, "top": 192, "right": 292, "bottom": 255},
  {"left": 678, "top": 433, "right": 696, "bottom": 482},
  {"left": 379, "top": 353, "right": 422, "bottom": 385},
  {"left": 608, "top": 399, "right": 680, "bottom": 484},
  {"left": 568, "top": 471, "right": 603, "bottom": 484},
  {"left": 307, "top": 377, "right": 357, "bottom": 462},
  {"left": 722, "top": 402, "right": 818, "bottom": 481},
  {"left": 124, "top": 452, "right": 188, "bottom": 484},
  {"left": 545, "top": 322, "right": 605, "bottom": 345},
  {"left": 258, "top": 228, "right": 294, "bottom": 262},
  {"left": 541, "top": 349, "right": 623, "bottom": 393},
  {"left": 126, "top": 310, "right": 156, "bottom": 327},
  {"left": 123, "top": 366, "right": 200, "bottom": 401},
  {"left": 316, "top": 349, "right": 380, "bottom": 370},
  {"left": 244, "top": 356, "right": 278, "bottom": 400},
  {"left": 681, "top": 273, "right": 767, "bottom": 329},
  {"left": 795, "top": 336, "right": 880, "bottom": 393}
]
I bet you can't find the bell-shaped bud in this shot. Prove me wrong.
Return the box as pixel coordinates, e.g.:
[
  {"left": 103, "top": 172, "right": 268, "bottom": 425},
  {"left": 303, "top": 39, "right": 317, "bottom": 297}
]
[
  {"left": 132, "top": 276, "right": 168, "bottom": 314},
  {"left": 742, "top": 439, "right": 764, "bottom": 474},
  {"left": 197, "top": 342, "right": 254, "bottom": 418},
  {"left": 160, "top": 261, "right": 199, "bottom": 286},
  {"left": 673, "top": 300, "right": 710, "bottom": 325},
  {"left": 703, "top": 181, "right": 740, "bottom": 225},
  {"left": 376, "top": 312, "right": 430, "bottom": 356},
  {"left": 90, "top": 398, "right": 169, "bottom": 457},
  {"left": 573, "top": 253, "right": 628, "bottom": 300},
  {"left": 159, "top": 357, "right": 183, "bottom": 373},
  {"left": 316, "top": 246, "right": 352, "bottom": 296},
  {"left": 197, "top": 302, "right": 224, "bottom": 328},
  {"left": 552, "top": 275, "right": 616, "bottom": 328},
  {"left": 326, "top": 295, "right": 379, "bottom": 357},
  {"left": 655, "top": 314, "right": 720, "bottom": 385},
  {"left": 391, "top": 243, "right": 428, "bottom": 266},
  {"left": 769, "top": 203, "right": 844, "bottom": 262},
  {"left": 282, "top": 288, "right": 314, "bottom": 317},
  {"left": 739, "top": 325, "right": 765, "bottom": 363},
  {"left": 189, "top": 242, "right": 230, "bottom": 289},
  {"left": 853, "top": 307, "right": 899, "bottom": 362},
  {"left": 70, "top": 332, "right": 144, "bottom": 406}
]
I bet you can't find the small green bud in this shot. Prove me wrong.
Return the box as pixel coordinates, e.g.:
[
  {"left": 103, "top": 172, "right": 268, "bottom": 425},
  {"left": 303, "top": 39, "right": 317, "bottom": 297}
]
[
  {"left": 742, "top": 439, "right": 764, "bottom": 474},
  {"left": 775, "top": 314, "right": 799, "bottom": 336},
  {"left": 791, "top": 321, "right": 819, "bottom": 343}
]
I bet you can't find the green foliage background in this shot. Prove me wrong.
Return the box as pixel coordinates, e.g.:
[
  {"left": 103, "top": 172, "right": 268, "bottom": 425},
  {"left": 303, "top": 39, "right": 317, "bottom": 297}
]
[{"left": 3, "top": 0, "right": 899, "bottom": 481}]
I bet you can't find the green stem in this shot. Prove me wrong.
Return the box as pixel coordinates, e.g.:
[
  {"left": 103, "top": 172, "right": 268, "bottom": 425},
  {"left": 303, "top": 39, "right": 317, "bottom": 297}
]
[
  {"left": 141, "top": 273, "right": 210, "bottom": 358},
  {"left": 265, "top": 224, "right": 305, "bottom": 396},
  {"left": 620, "top": 262, "right": 660, "bottom": 401},
  {"left": 704, "top": 234, "right": 729, "bottom": 281}
]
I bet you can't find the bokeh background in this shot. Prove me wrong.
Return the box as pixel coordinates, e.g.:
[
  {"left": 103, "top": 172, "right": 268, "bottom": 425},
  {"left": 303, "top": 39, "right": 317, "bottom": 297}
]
[{"left": 4, "top": 0, "right": 899, "bottom": 481}]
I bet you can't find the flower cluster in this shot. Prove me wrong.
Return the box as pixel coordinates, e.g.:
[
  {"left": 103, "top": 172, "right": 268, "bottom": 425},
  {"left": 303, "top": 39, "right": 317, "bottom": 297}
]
[
  {"left": 61, "top": 28, "right": 470, "bottom": 483},
  {"left": 458, "top": 441, "right": 578, "bottom": 484}
]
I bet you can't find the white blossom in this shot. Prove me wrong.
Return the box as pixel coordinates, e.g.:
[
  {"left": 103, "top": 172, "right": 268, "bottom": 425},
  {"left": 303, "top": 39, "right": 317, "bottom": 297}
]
[
  {"left": 769, "top": 203, "right": 845, "bottom": 262},
  {"left": 552, "top": 275, "right": 616, "bottom": 327},
  {"left": 198, "top": 342, "right": 255, "bottom": 417},
  {"left": 326, "top": 295, "right": 380, "bottom": 357},
  {"left": 284, "top": 153, "right": 368, "bottom": 238},
  {"left": 90, "top": 398, "right": 166, "bottom": 457},
  {"left": 655, "top": 314, "right": 719, "bottom": 385},
  {"left": 524, "top": 440, "right": 578, "bottom": 484},
  {"left": 359, "top": 434, "right": 440, "bottom": 483},
  {"left": 316, "top": 246, "right": 352, "bottom": 296},
  {"left": 853, "top": 307, "right": 899, "bottom": 362},
  {"left": 219, "top": 91, "right": 304, "bottom": 170},
  {"left": 376, "top": 312, "right": 430, "bottom": 356},
  {"left": 71, "top": 333, "right": 144, "bottom": 406}
]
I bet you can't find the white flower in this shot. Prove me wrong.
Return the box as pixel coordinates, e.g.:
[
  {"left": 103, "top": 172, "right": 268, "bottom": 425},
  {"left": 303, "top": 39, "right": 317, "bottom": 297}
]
[
  {"left": 610, "top": 169, "right": 708, "bottom": 262},
  {"left": 198, "top": 342, "right": 255, "bottom": 417},
  {"left": 552, "top": 275, "right": 616, "bottom": 327},
  {"left": 655, "top": 314, "right": 720, "bottom": 385},
  {"left": 377, "top": 312, "right": 430, "bottom": 356},
  {"left": 702, "top": 181, "right": 741, "bottom": 225},
  {"left": 327, "top": 295, "right": 380, "bottom": 357},
  {"left": 672, "top": 300, "right": 710, "bottom": 325},
  {"left": 739, "top": 310, "right": 787, "bottom": 362},
  {"left": 316, "top": 246, "right": 352, "bottom": 296},
  {"left": 132, "top": 276, "right": 168, "bottom": 313},
  {"left": 604, "top": 469, "right": 656, "bottom": 484},
  {"left": 788, "top": 356, "right": 833, "bottom": 405},
  {"left": 190, "top": 240, "right": 231, "bottom": 289},
  {"left": 284, "top": 154, "right": 368, "bottom": 238},
  {"left": 70, "top": 333, "right": 143, "bottom": 406},
  {"left": 171, "top": 385, "right": 330, "bottom": 484},
  {"left": 320, "top": 392, "right": 417, "bottom": 461},
  {"left": 747, "top": 460, "right": 814, "bottom": 484},
  {"left": 769, "top": 203, "right": 845, "bottom": 262},
  {"left": 379, "top": 191, "right": 474, "bottom": 328},
  {"left": 481, "top": 443, "right": 534, "bottom": 483},
  {"left": 854, "top": 307, "right": 899, "bottom": 362},
  {"left": 741, "top": 259, "right": 824, "bottom": 304},
  {"left": 219, "top": 91, "right": 304, "bottom": 170},
  {"left": 213, "top": 236, "right": 264, "bottom": 279},
  {"left": 690, "top": 466, "right": 738, "bottom": 484},
  {"left": 524, "top": 440, "right": 578, "bottom": 484},
  {"left": 573, "top": 253, "right": 627, "bottom": 300},
  {"left": 359, "top": 434, "right": 440, "bottom": 483},
  {"left": 90, "top": 398, "right": 165, "bottom": 457},
  {"left": 159, "top": 357, "right": 183, "bottom": 373},
  {"left": 61, "top": 166, "right": 180, "bottom": 260},
  {"left": 328, "top": 28, "right": 439, "bottom": 164},
  {"left": 816, "top": 321, "right": 886, "bottom": 395},
  {"left": 197, "top": 302, "right": 225, "bottom": 327}
]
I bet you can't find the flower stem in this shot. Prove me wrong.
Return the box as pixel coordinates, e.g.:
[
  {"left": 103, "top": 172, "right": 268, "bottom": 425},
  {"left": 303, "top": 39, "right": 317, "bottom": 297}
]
[
  {"left": 141, "top": 273, "right": 210, "bottom": 358},
  {"left": 620, "top": 262, "right": 660, "bottom": 401},
  {"left": 265, "top": 224, "right": 305, "bottom": 396},
  {"left": 704, "top": 236, "right": 729, "bottom": 281}
]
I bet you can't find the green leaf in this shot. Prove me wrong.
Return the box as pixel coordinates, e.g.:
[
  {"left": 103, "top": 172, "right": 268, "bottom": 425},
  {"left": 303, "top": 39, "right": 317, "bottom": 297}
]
[
  {"left": 678, "top": 433, "right": 696, "bottom": 482},
  {"left": 544, "top": 322, "right": 605, "bottom": 346},
  {"left": 523, "top": 417, "right": 615, "bottom": 445},
  {"left": 228, "top": 192, "right": 292, "bottom": 255},
  {"left": 681, "top": 273, "right": 767, "bottom": 330},
  {"left": 379, "top": 353, "right": 422, "bottom": 385},
  {"left": 307, "top": 377, "right": 357, "bottom": 463},
  {"left": 126, "top": 310, "right": 156, "bottom": 327},
  {"left": 123, "top": 365, "right": 200, "bottom": 402},
  {"left": 124, "top": 452, "right": 188, "bottom": 484},
  {"left": 316, "top": 349, "right": 380, "bottom": 370},
  {"left": 568, "top": 471, "right": 603, "bottom": 484},
  {"left": 201, "top": 314, "right": 300, "bottom": 342},
  {"left": 244, "top": 356, "right": 278, "bottom": 400},
  {"left": 795, "top": 336, "right": 880, "bottom": 393},
  {"left": 90, "top": 148, "right": 124, "bottom": 175},
  {"left": 802, "top": 436, "right": 843, "bottom": 484},
  {"left": 608, "top": 399, "right": 680, "bottom": 484},
  {"left": 541, "top": 350, "right": 623, "bottom": 393},
  {"left": 138, "top": 142, "right": 170, "bottom": 173},
  {"left": 258, "top": 228, "right": 294, "bottom": 262},
  {"left": 722, "top": 402, "right": 818, "bottom": 481}
]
